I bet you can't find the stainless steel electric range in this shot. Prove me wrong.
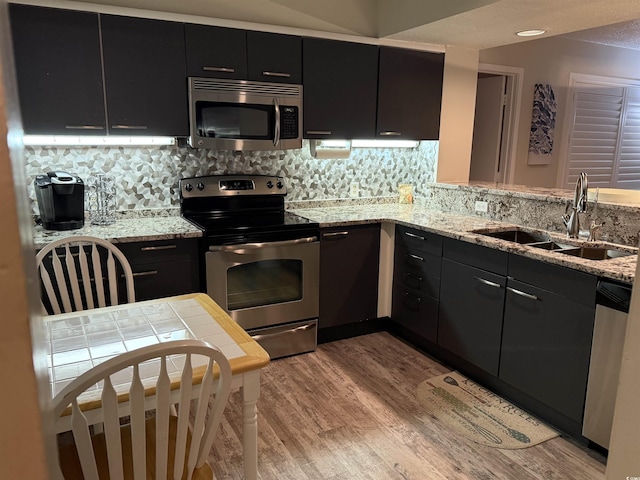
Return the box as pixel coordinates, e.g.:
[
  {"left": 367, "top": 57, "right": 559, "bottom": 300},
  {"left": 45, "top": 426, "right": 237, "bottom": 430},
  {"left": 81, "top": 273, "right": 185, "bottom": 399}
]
[{"left": 180, "top": 174, "right": 320, "bottom": 359}]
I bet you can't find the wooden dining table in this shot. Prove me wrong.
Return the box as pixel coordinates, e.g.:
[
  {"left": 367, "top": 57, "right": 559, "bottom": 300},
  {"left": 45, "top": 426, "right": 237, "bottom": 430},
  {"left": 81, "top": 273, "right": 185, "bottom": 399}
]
[{"left": 44, "top": 292, "right": 270, "bottom": 480}]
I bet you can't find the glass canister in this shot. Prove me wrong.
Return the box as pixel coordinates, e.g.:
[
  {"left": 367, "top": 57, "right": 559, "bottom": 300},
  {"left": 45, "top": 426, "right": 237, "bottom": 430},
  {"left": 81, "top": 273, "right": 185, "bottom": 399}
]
[{"left": 86, "top": 174, "right": 116, "bottom": 225}]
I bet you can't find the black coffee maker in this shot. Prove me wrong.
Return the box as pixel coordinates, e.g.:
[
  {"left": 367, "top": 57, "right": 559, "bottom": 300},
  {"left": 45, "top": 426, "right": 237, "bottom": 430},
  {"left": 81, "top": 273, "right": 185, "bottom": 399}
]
[{"left": 35, "top": 171, "right": 85, "bottom": 230}]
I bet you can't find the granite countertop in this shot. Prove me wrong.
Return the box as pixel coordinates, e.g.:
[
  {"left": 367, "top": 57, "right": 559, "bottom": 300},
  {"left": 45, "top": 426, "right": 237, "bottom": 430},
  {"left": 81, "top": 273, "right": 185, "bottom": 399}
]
[
  {"left": 290, "top": 203, "right": 638, "bottom": 284},
  {"left": 32, "top": 202, "right": 637, "bottom": 283},
  {"left": 33, "top": 216, "right": 202, "bottom": 249}
]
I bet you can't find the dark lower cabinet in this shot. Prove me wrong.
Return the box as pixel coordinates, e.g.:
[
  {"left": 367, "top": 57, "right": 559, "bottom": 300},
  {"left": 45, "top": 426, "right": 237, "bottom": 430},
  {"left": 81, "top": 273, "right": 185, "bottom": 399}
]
[
  {"left": 391, "top": 225, "right": 442, "bottom": 343},
  {"left": 499, "top": 258, "right": 597, "bottom": 423},
  {"left": 9, "top": 4, "right": 106, "bottom": 134},
  {"left": 101, "top": 15, "right": 188, "bottom": 136},
  {"left": 117, "top": 239, "right": 200, "bottom": 301},
  {"left": 438, "top": 258, "right": 506, "bottom": 375},
  {"left": 319, "top": 224, "right": 380, "bottom": 329}
]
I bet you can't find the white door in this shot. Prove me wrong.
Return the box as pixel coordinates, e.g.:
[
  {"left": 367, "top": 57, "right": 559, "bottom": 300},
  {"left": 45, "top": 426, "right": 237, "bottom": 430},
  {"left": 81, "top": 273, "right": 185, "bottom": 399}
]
[{"left": 470, "top": 75, "right": 507, "bottom": 183}]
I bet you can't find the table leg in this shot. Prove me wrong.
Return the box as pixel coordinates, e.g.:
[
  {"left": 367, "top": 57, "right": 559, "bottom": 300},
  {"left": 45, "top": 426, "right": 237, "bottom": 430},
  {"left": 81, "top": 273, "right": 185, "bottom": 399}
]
[{"left": 241, "top": 370, "right": 260, "bottom": 480}]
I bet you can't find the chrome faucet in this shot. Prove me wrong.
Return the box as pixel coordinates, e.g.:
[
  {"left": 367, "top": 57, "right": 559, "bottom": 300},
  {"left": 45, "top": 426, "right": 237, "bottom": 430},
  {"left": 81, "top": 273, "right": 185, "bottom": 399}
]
[{"left": 562, "top": 172, "right": 588, "bottom": 239}]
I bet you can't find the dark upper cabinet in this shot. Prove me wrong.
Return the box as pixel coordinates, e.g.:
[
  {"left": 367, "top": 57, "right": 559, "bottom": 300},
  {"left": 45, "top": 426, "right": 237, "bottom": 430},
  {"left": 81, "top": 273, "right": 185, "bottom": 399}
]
[
  {"left": 9, "top": 4, "right": 106, "bottom": 135},
  {"left": 319, "top": 224, "right": 380, "bottom": 329},
  {"left": 185, "top": 24, "right": 247, "bottom": 79},
  {"left": 247, "top": 31, "right": 302, "bottom": 84},
  {"left": 302, "top": 38, "right": 378, "bottom": 139},
  {"left": 377, "top": 47, "right": 444, "bottom": 140},
  {"left": 101, "top": 15, "right": 188, "bottom": 136}
]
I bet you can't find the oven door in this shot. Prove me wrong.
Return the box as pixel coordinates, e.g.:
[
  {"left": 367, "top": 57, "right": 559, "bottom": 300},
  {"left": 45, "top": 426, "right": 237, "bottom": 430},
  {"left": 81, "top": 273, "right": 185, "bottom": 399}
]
[{"left": 205, "top": 236, "right": 319, "bottom": 331}]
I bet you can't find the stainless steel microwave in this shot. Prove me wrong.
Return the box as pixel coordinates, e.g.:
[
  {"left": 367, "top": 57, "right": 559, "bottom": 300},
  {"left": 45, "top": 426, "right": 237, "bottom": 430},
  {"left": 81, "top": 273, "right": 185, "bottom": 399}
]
[{"left": 188, "top": 77, "right": 303, "bottom": 151}]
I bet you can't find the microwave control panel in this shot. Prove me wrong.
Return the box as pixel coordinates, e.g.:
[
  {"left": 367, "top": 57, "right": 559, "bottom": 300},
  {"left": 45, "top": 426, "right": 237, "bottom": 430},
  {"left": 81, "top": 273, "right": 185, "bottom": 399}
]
[{"left": 280, "top": 106, "right": 299, "bottom": 139}]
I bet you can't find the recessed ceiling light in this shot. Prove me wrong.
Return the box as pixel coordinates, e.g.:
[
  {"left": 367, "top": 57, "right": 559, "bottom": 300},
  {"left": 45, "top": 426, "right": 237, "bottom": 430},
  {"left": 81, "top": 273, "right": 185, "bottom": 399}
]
[{"left": 516, "top": 29, "right": 546, "bottom": 37}]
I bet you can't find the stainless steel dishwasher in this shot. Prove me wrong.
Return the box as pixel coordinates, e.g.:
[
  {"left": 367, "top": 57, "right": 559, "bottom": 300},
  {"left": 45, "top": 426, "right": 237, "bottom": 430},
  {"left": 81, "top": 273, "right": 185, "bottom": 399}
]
[{"left": 582, "top": 279, "right": 631, "bottom": 450}]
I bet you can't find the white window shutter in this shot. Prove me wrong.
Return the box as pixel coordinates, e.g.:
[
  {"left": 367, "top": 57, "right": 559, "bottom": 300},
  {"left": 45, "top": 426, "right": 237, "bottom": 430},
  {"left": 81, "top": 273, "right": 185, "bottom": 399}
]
[
  {"left": 615, "top": 87, "right": 640, "bottom": 189},
  {"left": 566, "top": 86, "right": 623, "bottom": 189}
]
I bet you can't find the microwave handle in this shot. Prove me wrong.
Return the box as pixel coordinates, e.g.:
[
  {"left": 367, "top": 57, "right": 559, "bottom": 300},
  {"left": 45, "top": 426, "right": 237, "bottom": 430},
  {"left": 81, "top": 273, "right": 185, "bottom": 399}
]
[{"left": 273, "top": 98, "right": 281, "bottom": 147}]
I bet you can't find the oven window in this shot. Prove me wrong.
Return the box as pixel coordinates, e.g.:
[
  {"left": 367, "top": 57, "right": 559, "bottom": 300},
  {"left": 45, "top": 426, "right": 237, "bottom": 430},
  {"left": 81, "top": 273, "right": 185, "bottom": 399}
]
[
  {"left": 226, "top": 259, "right": 303, "bottom": 311},
  {"left": 196, "top": 102, "right": 274, "bottom": 139}
]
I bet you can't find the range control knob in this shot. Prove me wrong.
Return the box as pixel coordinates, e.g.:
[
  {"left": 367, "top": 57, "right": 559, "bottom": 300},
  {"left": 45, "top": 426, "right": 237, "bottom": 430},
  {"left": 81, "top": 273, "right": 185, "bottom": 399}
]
[
  {"left": 266, "top": 181, "right": 274, "bottom": 188},
  {"left": 184, "top": 183, "right": 193, "bottom": 192},
  {"left": 276, "top": 181, "right": 284, "bottom": 189},
  {"left": 197, "top": 182, "right": 205, "bottom": 191}
]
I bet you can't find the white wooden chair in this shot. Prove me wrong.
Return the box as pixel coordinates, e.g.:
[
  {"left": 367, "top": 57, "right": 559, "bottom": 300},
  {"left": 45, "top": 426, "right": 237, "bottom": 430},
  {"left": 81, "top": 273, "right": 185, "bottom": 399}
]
[
  {"left": 53, "top": 339, "right": 232, "bottom": 480},
  {"left": 36, "top": 235, "right": 136, "bottom": 314}
]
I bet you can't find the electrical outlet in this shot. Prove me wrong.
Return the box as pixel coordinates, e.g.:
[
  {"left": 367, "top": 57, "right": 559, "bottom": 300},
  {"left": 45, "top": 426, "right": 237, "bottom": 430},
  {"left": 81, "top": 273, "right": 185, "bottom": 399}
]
[
  {"left": 475, "top": 200, "right": 489, "bottom": 213},
  {"left": 350, "top": 182, "right": 360, "bottom": 198}
]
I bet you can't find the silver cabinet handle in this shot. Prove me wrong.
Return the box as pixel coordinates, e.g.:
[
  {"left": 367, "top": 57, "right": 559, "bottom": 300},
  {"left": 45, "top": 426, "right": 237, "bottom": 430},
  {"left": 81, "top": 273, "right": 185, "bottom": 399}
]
[
  {"left": 140, "top": 245, "right": 177, "bottom": 251},
  {"left": 474, "top": 277, "right": 501, "bottom": 289},
  {"left": 380, "top": 131, "right": 402, "bottom": 136},
  {"left": 262, "top": 71, "right": 291, "bottom": 78},
  {"left": 203, "top": 66, "right": 235, "bottom": 73},
  {"left": 403, "top": 272, "right": 423, "bottom": 282},
  {"left": 112, "top": 125, "right": 148, "bottom": 130},
  {"left": 507, "top": 287, "right": 539, "bottom": 301},
  {"left": 322, "top": 231, "right": 349, "bottom": 239},
  {"left": 403, "top": 291, "right": 421, "bottom": 303},
  {"left": 65, "top": 125, "right": 104, "bottom": 130},
  {"left": 306, "top": 130, "right": 332, "bottom": 135},
  {"left": 209, "top": 236, "right": 317, "bottom": 252},
  {"left": 408, "top": 253, "right": 424, "bottom": 262},
  {"left": 132, "top": 270, "right": 158, "bottom": 278},
  {"left": 404, "top": 231, "right": 425, "bottom": 241}
]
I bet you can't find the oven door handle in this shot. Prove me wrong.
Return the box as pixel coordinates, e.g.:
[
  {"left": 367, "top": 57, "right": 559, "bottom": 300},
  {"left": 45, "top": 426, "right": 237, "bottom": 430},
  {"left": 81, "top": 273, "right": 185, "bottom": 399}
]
[{"left": 208, "top": 236, "right": 317, "bottom": 252}]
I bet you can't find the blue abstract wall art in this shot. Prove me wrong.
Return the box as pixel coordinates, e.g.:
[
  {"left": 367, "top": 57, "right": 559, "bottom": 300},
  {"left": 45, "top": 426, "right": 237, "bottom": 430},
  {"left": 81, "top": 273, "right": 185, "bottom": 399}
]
[{"left": 528, "top": 83, "right": 557, "bottom": 165}]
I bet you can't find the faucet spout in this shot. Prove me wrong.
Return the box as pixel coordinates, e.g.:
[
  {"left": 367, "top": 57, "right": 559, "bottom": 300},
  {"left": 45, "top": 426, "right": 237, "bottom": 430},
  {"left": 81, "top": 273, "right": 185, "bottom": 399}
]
[{"left": 563, "top": 172, "right": 588, "bottom": 239}]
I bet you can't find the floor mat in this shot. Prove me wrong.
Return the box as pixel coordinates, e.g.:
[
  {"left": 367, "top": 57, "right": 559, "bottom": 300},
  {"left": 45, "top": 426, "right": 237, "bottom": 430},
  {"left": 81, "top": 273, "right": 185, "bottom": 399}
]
[{"left": 416, "top": 371, "right": 559, "bottom": 449}]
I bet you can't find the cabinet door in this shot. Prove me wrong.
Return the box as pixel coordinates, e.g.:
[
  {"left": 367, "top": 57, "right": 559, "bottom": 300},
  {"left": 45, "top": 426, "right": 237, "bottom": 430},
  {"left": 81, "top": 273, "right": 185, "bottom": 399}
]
[
  {"left": 247, "top": 32, "right": 301, "bottom": 84},
  {"left": 185, "top": 24, "right": 247, "bottom": 79},
  {"left": 500, "top": 279, "right": 595, "bottom": 422},
  {"left": 9, "top": 4, "right": 106, "bottom": 134},
  {"left": 302, "top": 38, "right": 378, "bottom": 139},
  {"left": 377, "top": 47, "right": 444, "bottom": 140},
  {"left": 319, "top": 225, "right": 380, "bottom": 328},
  {"left": 438, "top": 259, "right": 506, "bottom": 375},
  {"left": 392, "top": 283, "right": 439, "bottom": 343},
  {"left": 101, "top": 15, "right": 188, "bottom": 136},
  {"left": 117, "top": 239, "right": 201, "bottom": 301}
]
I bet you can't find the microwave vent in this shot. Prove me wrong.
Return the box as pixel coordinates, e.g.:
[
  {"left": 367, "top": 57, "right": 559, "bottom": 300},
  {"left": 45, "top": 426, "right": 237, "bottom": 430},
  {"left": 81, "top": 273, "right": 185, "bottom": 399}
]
[{"left": 190, "top": 78, "right": 301, "bottom": 97}]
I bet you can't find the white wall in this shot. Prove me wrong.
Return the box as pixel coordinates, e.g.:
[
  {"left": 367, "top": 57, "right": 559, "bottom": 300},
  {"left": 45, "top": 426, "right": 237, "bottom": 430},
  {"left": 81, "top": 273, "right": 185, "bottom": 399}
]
[{"left": 480, "top": 36, "right": 640, "bottom": 188}]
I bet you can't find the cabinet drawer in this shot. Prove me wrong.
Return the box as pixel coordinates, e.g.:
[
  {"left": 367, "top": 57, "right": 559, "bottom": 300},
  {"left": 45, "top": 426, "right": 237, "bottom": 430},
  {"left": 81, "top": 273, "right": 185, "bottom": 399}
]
[
  {"left": 443, "top": 237, "right": 508, "bottom": 276},
  {"left": 395, "top": 225, "right": 443, "bottom": 257},
  {"left": 117, "top": 239, "right": 199, "bottom": 265},
  {"left": 393, "top": 243, "right": 441, "bottom": 299},
  {"left": 508, "top": 253, "right": 597, "bottom": 306},
  {"left": 391, "top": 283, "right": 438, "bottom": 343},
  {"left": 129, "top": 259, "right": 200, "bottom": 301}
]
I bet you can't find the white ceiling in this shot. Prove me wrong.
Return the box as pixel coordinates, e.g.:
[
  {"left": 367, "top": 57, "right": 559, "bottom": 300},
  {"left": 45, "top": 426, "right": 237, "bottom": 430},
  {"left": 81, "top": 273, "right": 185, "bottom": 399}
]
[{"left": 62, "top": 0, "right": 640, "bottom": 50}]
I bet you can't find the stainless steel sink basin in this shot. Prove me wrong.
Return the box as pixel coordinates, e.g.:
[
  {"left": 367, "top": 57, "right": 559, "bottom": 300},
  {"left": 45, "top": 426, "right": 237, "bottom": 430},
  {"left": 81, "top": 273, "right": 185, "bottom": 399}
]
[
  {"left": 556, "top": 246, "right": 635, "bottom": 260},
  {"left": 472, "top": 228, "right": 550, "bottom": 244},
  {"left": 473, "top": 227, "right": 636, "bottom": 261}
]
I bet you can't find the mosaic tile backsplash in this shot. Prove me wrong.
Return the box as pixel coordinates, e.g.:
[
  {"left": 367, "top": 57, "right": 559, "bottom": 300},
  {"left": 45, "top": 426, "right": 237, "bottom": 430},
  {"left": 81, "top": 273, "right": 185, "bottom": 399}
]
[{"left": 24, "top": 140, "right": 438, "bottom": 215}]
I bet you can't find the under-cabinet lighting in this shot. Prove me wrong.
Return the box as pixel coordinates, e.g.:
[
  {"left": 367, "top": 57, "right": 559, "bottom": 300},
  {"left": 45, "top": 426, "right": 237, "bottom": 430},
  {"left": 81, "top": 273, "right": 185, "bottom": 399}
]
[
  {"left": 516, "top": 29, "right": 546, "bottom": 37},
  {"left": 352, "top": 140, "right": 419, "bottom": 148},
  {"left": 22, "top": 135, "right": 176, "bottom": 147}
]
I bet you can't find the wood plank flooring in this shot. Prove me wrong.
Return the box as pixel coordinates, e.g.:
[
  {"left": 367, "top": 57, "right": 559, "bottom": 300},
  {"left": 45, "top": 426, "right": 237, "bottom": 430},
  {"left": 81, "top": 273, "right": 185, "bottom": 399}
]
[{"left": 208, "top": 332, "right": 606, "bottom": 480}]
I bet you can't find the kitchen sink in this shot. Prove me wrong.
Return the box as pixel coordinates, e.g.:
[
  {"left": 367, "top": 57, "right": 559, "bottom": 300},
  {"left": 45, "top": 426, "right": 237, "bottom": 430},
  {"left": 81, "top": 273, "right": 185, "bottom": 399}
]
[
  {"left": 473, "top": 227, "right": 636, "bottom": 261},
  {"left": 556, "top": 246, "right": 635, "bottom": 260},
  {"left": 471, "top": 228, "right": 551, "bottom": 244}
]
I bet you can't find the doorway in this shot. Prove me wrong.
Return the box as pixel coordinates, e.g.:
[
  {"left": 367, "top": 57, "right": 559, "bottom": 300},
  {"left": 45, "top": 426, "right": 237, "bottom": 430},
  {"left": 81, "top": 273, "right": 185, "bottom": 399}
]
[{"left": 469, "top": 64, "right": 523, "bottom": 185}]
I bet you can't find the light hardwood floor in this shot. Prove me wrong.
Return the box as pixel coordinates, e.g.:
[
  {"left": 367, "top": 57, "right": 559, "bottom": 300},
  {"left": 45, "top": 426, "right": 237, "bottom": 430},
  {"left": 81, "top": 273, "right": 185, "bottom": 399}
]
[{"left": 208, "top": 332, "right": 606, "bottom": 480}]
